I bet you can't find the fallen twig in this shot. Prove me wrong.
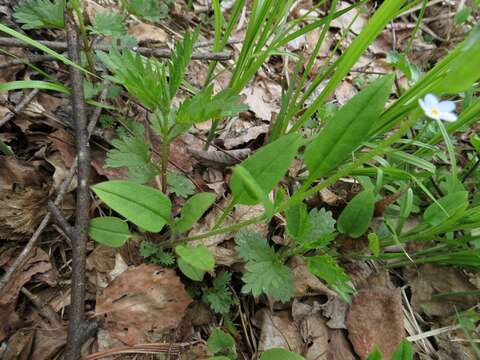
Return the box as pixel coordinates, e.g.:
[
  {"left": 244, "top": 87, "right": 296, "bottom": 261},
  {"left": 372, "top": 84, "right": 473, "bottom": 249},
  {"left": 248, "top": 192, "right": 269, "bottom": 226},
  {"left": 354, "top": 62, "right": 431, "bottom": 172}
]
[
  {"left": 0, "top": 88, "right": 40, "bottom": 128},
  {"left": 20, "top": 287, "right": 63, "bottom": 328},
  {"left": 0, "top": 54, "right": 55, "bottom": 70},
  {"left": 82, "top": 342, "right": 197, "bottom": 360},
  {"left": 47, "top": 201, "right": 78, "bottom": 243},
  {"left": 0, "top": 37, "right": 232, "bottom": 61},
  {"left": 63, "top": 14, "right": 95, "bottom": 360}
]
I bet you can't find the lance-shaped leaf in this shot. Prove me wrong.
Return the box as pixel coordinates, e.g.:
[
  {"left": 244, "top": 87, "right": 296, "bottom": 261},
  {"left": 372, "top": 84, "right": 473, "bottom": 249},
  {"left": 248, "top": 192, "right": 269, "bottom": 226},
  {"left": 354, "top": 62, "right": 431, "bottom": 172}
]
[
  {"left": 92, "top": 180, "right": 171, "bottom": 232},
  {"left": 175, "top": 245, "right": 215, "bottom": 271},
  {"left": 174, "top": 192, "right": 216, "bottom": 233},
  {"left": 230, "top": 132, "right": 303, "bottom": 205},
  {"left": 304, "top": 75, "right": 394, "bottom": 181},
  {"left": 88, "top": 217, "right": 131, "bottom": 247},
  {"left": 337, "top": 190, "right": 376, "bottom": 238}
]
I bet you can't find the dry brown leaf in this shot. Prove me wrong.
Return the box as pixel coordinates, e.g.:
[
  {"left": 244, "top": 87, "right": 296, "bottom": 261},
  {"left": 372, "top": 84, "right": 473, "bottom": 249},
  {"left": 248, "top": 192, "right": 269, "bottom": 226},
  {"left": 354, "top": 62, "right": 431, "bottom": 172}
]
[
  {"left": 240, "top": 80, "right": 281, "bottom": 122},
  {"left": 255, "top": 309, "right": 304, "bottom": 354},
  {"left": 407, "top": 264, "right": 478, "bottom": 317},
  {"left": 0, "top": 156, "right": 43, "bottom": 190},
  {"left": 2, "top": 328, "right": 34, "bottom": 360},
  {"left": 30, "top": 328, "right": 67, "bottom": 360},
  {"left": 95, "top": 264, "right": 192, "bottom": 345},
  {"left": 290, "top": 256, "right": 337, "bottom": 298},
  {"left": 321, "top": 297, "right": 348, "bottom": 329},
  {"left": 128, "top": 22, "right": 168, "bottom": 44},
  {"left": 189, "top": 148, "right": 250, "bottom": 168},
  {"left": 223, "top": 125, "right": 269, "bottom": 149},
  {"left": 331, "top": 2, "right": 367, "bottom": 33},
  {"left": 328, "top": 329, "right": 356, "bottom": 360},
  {"left": 346, "top": 287, "right": 404, "bottom": 359},
  {"left": 335, "top": 81, "right": 356, "bottom": 106}
]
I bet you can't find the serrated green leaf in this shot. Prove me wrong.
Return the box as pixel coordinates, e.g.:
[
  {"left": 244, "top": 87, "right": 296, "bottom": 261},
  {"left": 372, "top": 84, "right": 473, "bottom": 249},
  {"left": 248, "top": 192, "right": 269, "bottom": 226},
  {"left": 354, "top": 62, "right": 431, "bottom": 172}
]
[
  {"left": 176, "top": 86, "right": 248, "bottom": 124},
  {"left": 230, "top": 133, "right": 302, "bottom": 205},
  {"left": 337, "top": 190, "right": 376, "bottom": 238},
  {"left": 203, "top": 271, "right": 236, "bottom": 315},
  {"left": 207, "top": 328, "right": 235, "bottom": 354},
  {"left": 423, "top": 191, "right": 469, "bottom": 227},
  {"left": 235, "top": 230, "right": 294, "bottom": 302},
  {"left": 366, "top": 347, "right": 382, "bottom": 360},
  {"left": 13, "top": 0, "right": 64, "bottom": 29},
  {"left": 260, "top": 349, "right": 305, "bottom": 360},
  {"left": 169, "top": 30, "right": 198, "bottom": 98},
  {"left": 299, "top": 208, "right": 336, "bottom": 249},
  {"left": 178, "top": 257, "right": 205, "bottom": 281},
  {"left": 88, "top": 12, "right": 126, "bottom": 37},
  {"left": 126, "top": 0, "right": 169, "bottom": 23},
  {"left": 391, "top": 340, "right": 413, "bottom": 360},
  {"left": 105, "top": 123, "right": 157, "bottom": 183},
  {"left": 175, "top": 245, "right": 215, "bottom": 271},
  {"left": 307, "top": 255, "right": 354, "bottom": 302},
  {"left": 304, "top": 75, "right": 394, "bottom": 181},
  {"left": 175, "top": 192, "right": 216, "bottom": 233},
  {"left": 139, "top": 241, "right": 175, "bottom": 266},
  {"left": 166, "top": 171, "right": 196, "bottom": 198},
  {"left": 92, "top": 180, "right": 171, "bottom": 232},
  {"left": 88, "top": 217, "right": 131, "bottom": 247}
]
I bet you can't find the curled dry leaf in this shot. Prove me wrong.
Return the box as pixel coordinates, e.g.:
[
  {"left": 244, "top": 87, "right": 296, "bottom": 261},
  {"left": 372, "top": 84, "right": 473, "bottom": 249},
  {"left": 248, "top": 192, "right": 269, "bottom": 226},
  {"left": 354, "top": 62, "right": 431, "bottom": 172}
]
[
  {"left": 128, "top": 22, "right": 168, "bottom": 44},
  {"left": 255, "top": 309, "right": 304, "bottom": 354},
  {"left": 95, "top": 264, "right": 192, "bottom": 345},
  {"left": 346, "top": 287, "right": 404, "bottom": 359},
  {"left": 189, "top": 148, "right": 250, "bottom": 168}
]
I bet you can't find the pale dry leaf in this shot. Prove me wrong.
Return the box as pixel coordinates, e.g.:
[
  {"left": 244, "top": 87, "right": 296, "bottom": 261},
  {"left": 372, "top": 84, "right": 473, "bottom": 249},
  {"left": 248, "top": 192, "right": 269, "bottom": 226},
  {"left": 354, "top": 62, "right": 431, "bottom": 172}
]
[
  {"left": 327, "top": 329, "right": 356, "bottom": 360},
  {"left": 255, "top": 309, "right": 304, "bottom": 354},
  {"left": 346, "top": 287, "right": 404, "bottom": 359},
  {"left": 335, "top": 81, "right": 356, "bottom": 106},
  {"left": 330, "top": 2, "right": 367, "bottom": 33},
  {"left": 321, "top": 297, "right": 348, "bottom": 329},
  {"left": 223, "top": 124, "right": 269, "bottom": 149},
  {"left": 95, "top": 264, "right": 192, "bottom": 345},
  {"left": 189, "top": 148, "right": 250, "bottom": 168},
  {"left": 128, "top": 21, "right": 168, "bottom": 44},
  {"left": 240, "top": 80, "right": 281, "bottom": 122},
  {"left": 30, "top": 328, "right": 66, "bottom": 360}
]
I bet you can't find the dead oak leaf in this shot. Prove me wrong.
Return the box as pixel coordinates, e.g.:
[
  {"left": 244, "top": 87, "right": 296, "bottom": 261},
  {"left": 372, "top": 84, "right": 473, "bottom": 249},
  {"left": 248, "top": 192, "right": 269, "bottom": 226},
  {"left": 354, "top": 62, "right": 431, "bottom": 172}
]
[{"left": 95, "top": 264, "right": 192, "bottom": 345}]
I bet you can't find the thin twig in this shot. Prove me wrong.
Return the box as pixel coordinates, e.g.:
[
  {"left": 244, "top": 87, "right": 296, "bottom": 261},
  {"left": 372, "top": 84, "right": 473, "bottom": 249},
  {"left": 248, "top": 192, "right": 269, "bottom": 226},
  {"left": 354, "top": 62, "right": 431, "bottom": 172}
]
[
  {"left": 0, "top": 37, "right": 232, "bottom": 61},
  {"left": 0, "top": 54, "right": 55, "bottom": 70},
  {"left": 0, "top": 88, "right": 40, "bottom": 128},
  {"left": 63, "top": 13, "right": 94, "bottom": 360},
  {"left": 20, "top": 287, "right": 63, "bottom": 328},
  {"left": 47, "top": 201, "right": 78, "bottom": 243}
]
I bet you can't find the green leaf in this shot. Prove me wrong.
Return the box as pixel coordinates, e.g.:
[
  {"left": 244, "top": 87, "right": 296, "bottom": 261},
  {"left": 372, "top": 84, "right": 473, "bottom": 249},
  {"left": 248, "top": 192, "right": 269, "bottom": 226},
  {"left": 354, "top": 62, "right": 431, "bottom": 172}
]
[
  {"left": 13, "top": 0, "right": 64, "bottom": 29},
  {"left": 167, "top": 171, "right": 196, "bottom": 198},
  {"left": 391, "top": 340, "right": 413, "bottom": 360},
  {"left": 0, "top": 139, "right": 14, "bottom": 156},
  {"left": 207, "top": 357, "right": 230, "bottom": 360},
  {"left": 88, "top": 217, "right": 131, "bottom": 247},
  {"left": 337, "top": 190, "right": 376, "bottom": 238},
  {"left": 176, "top": 86, "right": 248, "bottom": 124},
  {"left": 169, "top": 30, "right": 198, "bottom": 99},
  {"left": 88, "top": 12, "right": 126, "bottom": 37},
  {"left": 0, "top": 80, "right": 69, "bottom": 94},
  {"left": 286, "top": 203, "right": 309, "bottom": 239},
  {"left": 470, "top": 133, "right": 480, "bottom": 152},
  {"left": 423, "top": 191, "right": 469, "bottom": 227},
  {"left": 126, "top": 0, "right": 169, "bottom": 23},
  {"left": 203, "top": 271, "right": 236, "bottom": 315},
  {"left": 366, "top": 347, "right": 383, "bottom": 360},
  {"left": 436, "top": 25, "right": 480, "bottom": 93},
  {"left": 175, "top": 193, "right": 216, "bottom": 233},
  {"left": 175, "top": 245, "right": 215, "bottom": 272},
  {"left": 307, "top": 255, "right": 354, "bottom": 302},
  {"left": 178, "top": 258, "right": 204, "bottom": 281},
  {"left": 139, "top": 241, "right": 175, "bottom": 266},
  {"left": 368, "top": 233, "right": 380, "bottom": 257},
  {"left": 454, "top": 7, "right": 471, "bottom": 24},
  {"left": 386, "top": 51, "right": 420, "bottom": 82},
  {"left": 304, "top": 75, "right": 394, "bottom": 181},
  {"left": 260, "top": 348, "right": 305, "bottom": 360},
  {"left": 235, "top": 230, "right": 294, "bottom": 302},
  {"left": 207, "top": 328, "right": 235, "bottom": 354},
  {"left": 105, "top": 123, "right": 157, "bottom": 184},
  {"left": 299, "top": 208, "right": 336, "bottom": 249},
  {"left": 91, "top": 180, "right": 172, "bottom": 232},
  {"left": 230, "top": 133, "right": 302, "bottom": 205}
]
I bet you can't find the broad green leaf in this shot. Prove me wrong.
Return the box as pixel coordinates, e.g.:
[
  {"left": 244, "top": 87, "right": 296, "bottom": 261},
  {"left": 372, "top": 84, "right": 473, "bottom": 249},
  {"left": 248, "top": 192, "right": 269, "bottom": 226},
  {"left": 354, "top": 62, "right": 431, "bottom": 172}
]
[
  {"left": 166, "top": 171, "right": 196, "bottom": 198},
  {"left": 391, "top": 340, "right": 413, "bottom": 360},
  {"left": 368, "top": 233, "right": 380, "bottom": 257},
  {"left": 436, "top": 25, "right": 480, "bottom": 93},
  {"left": 178, "top": 258, "right": 204, "bottom": 281},
  {"left": 175, "top": 193, "right": 216, "bottom": 233},
  {"left": 88, "top": 217, "right": 131, "bottom": 247},
  {"left": 91, "top": 180, "right": 171, "bottom": 232},
  {"left": 207, "top": 328, "right": 235, "bottom": 354},
  {"left": 230, "top": 133, "right": 302, "bottom": 205},
  {"left": 260, "top": 348, "right": 305, "bottom": 360},
  {"left": 423, "top": 191, "right": 469, "bottom": 227},
  {"left": 286, "top": 203, "right": 309, "bottom": 239},
  {"left": 366, "top": 347, "right": 382, "bottom": 360},
  {"left": 337, "top": 190, "right": 376, "bottom": 238},
  {"left": 0, "top": 139, "right": 13, "bottom": 156},
  {"left": 307, "top": 255, "right": 354, "bottom": 302},
  {"left": 0, "top": 80, "right": 69, "bottom": 93},
  {"left": 175, "top": 245, "right": 215, "bottom": 271},
  {"left": 231, "top": 165, "right": 273, "bottom": 220},
  {"left": 304, "top": 75, "right": 394, "bottom": 181}
]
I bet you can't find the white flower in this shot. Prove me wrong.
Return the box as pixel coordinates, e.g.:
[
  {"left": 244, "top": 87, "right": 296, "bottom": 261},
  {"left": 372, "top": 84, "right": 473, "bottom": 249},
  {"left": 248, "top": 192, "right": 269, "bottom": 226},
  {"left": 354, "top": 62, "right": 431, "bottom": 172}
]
[{"left": 419, "top": 93, "right": 457, "bottom": 122}]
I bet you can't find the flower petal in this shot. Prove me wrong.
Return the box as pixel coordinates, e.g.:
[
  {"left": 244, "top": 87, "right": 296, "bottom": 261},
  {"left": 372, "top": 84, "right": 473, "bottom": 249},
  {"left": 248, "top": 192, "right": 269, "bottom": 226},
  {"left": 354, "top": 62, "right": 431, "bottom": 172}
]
[
  {"left": 439, "top": 112, "right": 457, "bottom": 122},
  {"left": 424, "top": 93, "right": 439, "bottom": 107},
  {"left": 437, "top": 100, "right": 455, "bottom": 113},
  {"left": 424, "top": 108, "right": 440, "bottom": 120}
]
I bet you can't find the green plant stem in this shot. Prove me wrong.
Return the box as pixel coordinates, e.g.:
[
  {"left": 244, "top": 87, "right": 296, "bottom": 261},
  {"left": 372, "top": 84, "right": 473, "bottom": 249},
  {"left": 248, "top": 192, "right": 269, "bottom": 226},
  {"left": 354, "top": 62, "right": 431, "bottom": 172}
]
[
  {"left": 161, "top": 134, "right": 170, "bottom": 194},
  {"left": 435, "top": 117, "right": 457, "bottom": 179},
  {"left": 165, "top": 216, "right": 263, "bottom": 248},
  {"left": 70, "top": 0, "right": 95, "bottom": 74}
]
